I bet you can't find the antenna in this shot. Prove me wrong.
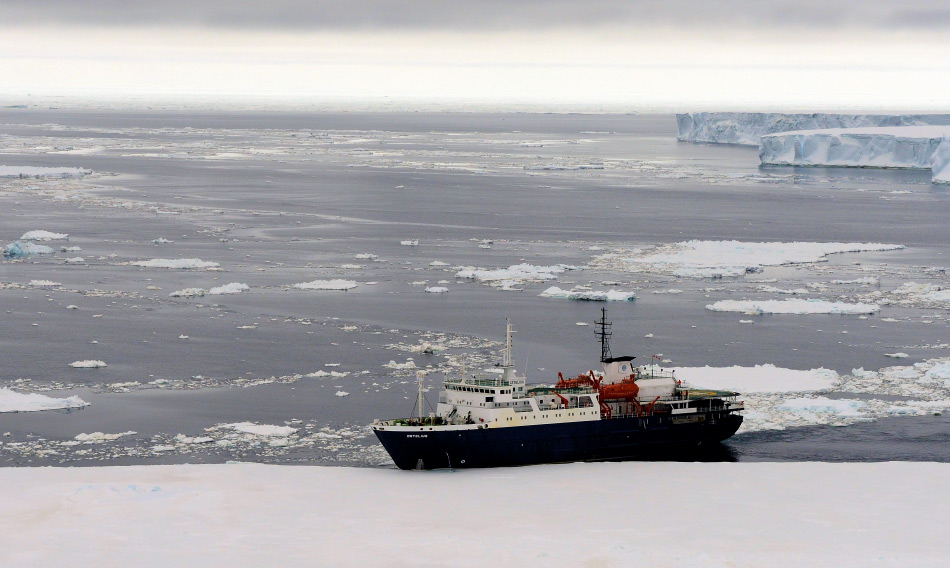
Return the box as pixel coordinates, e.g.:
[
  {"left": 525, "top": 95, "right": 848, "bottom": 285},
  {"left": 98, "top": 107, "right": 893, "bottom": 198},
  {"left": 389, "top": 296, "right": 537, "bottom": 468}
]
[{"left": 595, "top": 307, "right": 612, "bottom": 363}]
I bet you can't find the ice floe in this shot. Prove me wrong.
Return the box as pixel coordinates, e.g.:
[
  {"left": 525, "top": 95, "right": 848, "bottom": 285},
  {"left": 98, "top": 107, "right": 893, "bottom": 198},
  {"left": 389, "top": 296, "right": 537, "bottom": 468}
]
[
  {"left": 778, "top": 396, "right": 866, "bottom": 417},
  {"left": 29, "top": 280, "right": 61, "bottom": 288},
  {"left": 74, "top": 431, "right": 136, "bottom": 443},
  {"left": 222, "top": 422, "right": 297, "bottom": 437},
  {"left": 0, "top": 165, "right": 89, "bottom": 178},
  {"left": 705, "top": 299, "right": 880, "bottom": 315},
  {"left": 20, "top": 230, "right": 69, "bottom": 241},
  {"left": 539, "top": 286, "right": 636, "bottom": 302},
  {"left": 131, "top": 258, "right": 220, "bottom": 269},
  {"left": 456, "top": 263, "right": 579, "bottom": 288},
  {"left": 671, "top": 358, "right": 950, "bottom": 433},
  {"left": 591, "top": 240, "right": 903, "bottom": 278},
  {"left": 208, "top": 283, "right": 249, "bottom": 295},
  {"left": 68, "top": 360, "right": 107, "bottom": 368},
  {"left": 424, "top": 286, "right": 449, "bottom": 293},
  {"left": 292, "top": 279, "right": 358, "bottom": 291},
  {"left": 673, "top": 364, "right": 838, "bottom": 393},
  {"left": 305, "top": 370, "right": 350, "bottom": 378},
  {"left": 169, "top": 288, "right": 206, "bottom": 298},
  {"left": 384, "top": 359, "right": 417, "bottom": 370},
  {"left": 0, "top": 388, "right": 89, "bottom": 413},
  {"left": 170, "top": 282, "right": 249, "bottom": 297},
  {"left": 869, "top": 282, "right": 950, "bottom": 309}
]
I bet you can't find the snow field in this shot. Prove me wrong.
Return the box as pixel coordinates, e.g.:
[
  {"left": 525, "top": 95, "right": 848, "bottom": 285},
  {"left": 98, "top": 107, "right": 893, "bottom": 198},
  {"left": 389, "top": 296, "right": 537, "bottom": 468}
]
[{"left": 0, "top": 462, "right": 947, "bottom": 568}]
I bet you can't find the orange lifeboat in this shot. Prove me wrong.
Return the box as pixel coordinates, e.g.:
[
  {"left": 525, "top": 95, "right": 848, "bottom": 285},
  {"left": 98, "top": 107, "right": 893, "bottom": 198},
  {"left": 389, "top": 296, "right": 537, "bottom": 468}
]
[{"left": 598, "top": 378, "right": 640, "bottom": 401}]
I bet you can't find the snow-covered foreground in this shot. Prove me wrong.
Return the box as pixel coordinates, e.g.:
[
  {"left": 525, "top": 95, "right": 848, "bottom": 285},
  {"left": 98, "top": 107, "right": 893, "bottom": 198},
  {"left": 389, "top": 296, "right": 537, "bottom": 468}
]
[{"left": 0, "top": 462, "right": 946, "bottom": 567}]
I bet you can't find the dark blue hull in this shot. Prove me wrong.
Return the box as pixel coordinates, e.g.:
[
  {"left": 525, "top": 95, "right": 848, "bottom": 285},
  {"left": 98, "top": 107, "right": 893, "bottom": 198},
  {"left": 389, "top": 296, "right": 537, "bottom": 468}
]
[{"left": 374, "top": 412, "right": 743, "bottom": 470}]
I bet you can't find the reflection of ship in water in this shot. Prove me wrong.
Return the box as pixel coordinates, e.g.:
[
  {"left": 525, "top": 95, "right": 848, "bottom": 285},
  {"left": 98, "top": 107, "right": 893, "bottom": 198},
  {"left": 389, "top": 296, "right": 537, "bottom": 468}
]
[{"left": 373, "top": 309, "right": 744, "bottom": 469}]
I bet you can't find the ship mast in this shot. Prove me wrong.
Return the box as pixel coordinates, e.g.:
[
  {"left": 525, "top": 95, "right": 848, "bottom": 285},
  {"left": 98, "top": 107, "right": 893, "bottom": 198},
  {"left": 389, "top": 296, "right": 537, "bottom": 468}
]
[
  {"left": 595, "top": 307, "right": 612, "bottom": 363},
  {"left": 416, "top": 371, "right": 425, "bottom": 420},
  {"left": 503, "top": 318, "right": 515, "bottom": 367}
]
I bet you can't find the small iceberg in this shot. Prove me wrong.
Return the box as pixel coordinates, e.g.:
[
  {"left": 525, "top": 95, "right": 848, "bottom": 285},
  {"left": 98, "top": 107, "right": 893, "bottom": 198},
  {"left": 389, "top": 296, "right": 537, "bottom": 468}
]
[
  {"left": 539, "top": 286, "right": 636, "bottom": 302},
  {"left": 293, "top": 279, "right": 357, "bottom": 291},
  {"left": 69, "top": 360, "right": 107, "bottom": 369},
  {"left": 3, "top": 241, "right": 54, "bottom": 257},
  {"left": 21, "top": 230, "right": 69, "bottom": 241},
  {"left": 131, "top": 258, "right": 219, "bottom": 269}
]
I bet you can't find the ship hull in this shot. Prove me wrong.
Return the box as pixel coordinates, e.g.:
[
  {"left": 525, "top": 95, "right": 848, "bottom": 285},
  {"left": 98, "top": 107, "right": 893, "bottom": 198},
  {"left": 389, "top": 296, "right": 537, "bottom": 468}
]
[{"left": 374, "top": 412, "right": 743, "bottom": 470}]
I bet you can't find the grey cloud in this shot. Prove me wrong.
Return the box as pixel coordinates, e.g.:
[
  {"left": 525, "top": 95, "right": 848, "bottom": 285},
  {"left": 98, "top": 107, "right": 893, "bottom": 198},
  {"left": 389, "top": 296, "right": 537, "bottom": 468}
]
[{"left": 2, "top": 0, "right": 948, "bottom": 31}]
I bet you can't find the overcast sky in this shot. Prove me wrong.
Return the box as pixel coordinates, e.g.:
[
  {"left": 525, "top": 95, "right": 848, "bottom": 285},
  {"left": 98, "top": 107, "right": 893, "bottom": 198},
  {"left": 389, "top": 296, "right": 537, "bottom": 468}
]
[{"left": 1, "top": 1, "right": 947, "bottom": 109}]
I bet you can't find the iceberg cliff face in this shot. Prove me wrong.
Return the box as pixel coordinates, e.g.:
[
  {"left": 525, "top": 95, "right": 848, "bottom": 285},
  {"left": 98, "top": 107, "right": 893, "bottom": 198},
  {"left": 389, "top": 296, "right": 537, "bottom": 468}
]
[
  {"left": 676, "top": 112, "right": 950, "bottom": 146},
  {"left": 932, "top": 138, "right": 950, "bottom": 185},
  {"left": 758, "top": 126, "right": 950, "bottom": 184},
  {"left": 759, "top": 126, "right": 950, "bottom": 169}
]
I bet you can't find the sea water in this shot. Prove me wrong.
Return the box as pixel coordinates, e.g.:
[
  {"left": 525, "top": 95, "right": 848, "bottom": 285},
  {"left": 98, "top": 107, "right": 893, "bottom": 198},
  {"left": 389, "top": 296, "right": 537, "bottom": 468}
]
[{"left": 1, "top": 110, "right": 947, "bottom": 466}]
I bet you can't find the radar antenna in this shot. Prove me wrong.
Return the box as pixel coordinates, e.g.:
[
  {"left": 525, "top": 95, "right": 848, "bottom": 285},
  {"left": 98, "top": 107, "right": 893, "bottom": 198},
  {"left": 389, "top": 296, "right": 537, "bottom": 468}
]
[{"left": 595, "top": 307, "right": 612, "bottom": 363}]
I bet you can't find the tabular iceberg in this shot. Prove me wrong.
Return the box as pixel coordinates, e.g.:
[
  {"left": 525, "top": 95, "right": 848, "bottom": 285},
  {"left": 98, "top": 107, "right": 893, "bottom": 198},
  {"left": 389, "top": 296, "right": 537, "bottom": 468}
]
[
  {"left": 676, "top": 112, "right": 950, "bottom": 146},
  {"left": 759, "top": 126, "right": 950, "bottom": 184}
]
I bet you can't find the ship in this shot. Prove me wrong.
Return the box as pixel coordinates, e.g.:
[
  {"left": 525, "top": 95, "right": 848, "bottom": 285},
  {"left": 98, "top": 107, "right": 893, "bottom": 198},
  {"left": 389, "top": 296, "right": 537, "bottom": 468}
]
[{"left": 372, "top": 309, "right": 744, "bottom": 470}]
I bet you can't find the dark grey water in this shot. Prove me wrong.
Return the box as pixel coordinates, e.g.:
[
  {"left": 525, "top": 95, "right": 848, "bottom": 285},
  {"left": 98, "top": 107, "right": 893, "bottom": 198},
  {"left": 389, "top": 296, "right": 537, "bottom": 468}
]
[{"left": 1, "top": 110, "right": 947, "bottom": 466}]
